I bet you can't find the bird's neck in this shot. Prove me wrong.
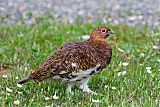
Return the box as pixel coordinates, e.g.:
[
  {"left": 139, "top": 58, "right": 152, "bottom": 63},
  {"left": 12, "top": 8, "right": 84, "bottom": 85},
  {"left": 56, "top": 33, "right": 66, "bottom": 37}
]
[{"left": 88, "top": 37, "right": 110, "bottom": 46}]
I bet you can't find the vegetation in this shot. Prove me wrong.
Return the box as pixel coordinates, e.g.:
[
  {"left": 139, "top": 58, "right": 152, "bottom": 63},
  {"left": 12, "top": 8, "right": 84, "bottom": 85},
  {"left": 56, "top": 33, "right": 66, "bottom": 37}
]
[{"left": 0, "top": 16, "right": 159, "bottom": 106}]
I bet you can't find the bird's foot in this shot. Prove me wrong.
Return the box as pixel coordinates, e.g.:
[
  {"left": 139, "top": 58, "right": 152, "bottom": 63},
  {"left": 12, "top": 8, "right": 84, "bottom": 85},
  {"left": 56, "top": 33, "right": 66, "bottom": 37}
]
[
  {"left": 66, "top": 83, "right": 74, "bottom": 94},
  {"left": 79, "top": 84, "right": 97, "bottom": 95}
]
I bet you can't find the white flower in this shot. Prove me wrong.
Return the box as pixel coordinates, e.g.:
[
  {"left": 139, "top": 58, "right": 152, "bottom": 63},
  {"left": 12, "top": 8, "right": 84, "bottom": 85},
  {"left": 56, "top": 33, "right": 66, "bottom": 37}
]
[
  {"left": 153, "top": 45, "right": 158, "bottom": 49},
  {"left": 15, "top": 76, "right": 19, "bottom": 80},
  {"left": 17, "top": 32, "right": 24, "bottom": 37},
  {"left": 46, "top": 106, "right": 50, "bottom": 107},
  {"left": 7, "top": 93, "right": 10, "bottom": 96},
  {"left": 81, "top": 35, "right": 90, "bottom": 40},
  {"left": 118, "top": 48, "right": 125, "bottom": 53},
  {"left": 18, "top": 91, "right": 23, "bottom": 94},
  {"left": 122, "top": 62, "right": 128, "bottom": 66},
  {"left": 104, "top": 85, "right": 108, "bottom": 88},
  {"left": 6, "top": 87, "right": 13, "bottom": 93},
  {"left": 111, "top": 87, "right": 116, "bottom": 90},
  {"left": 122, "top": 71, "right": 127, "bottom": 75},
  {"left": 151, "top": 74, "right": 154, "bottom": 77},
  {"left": 146, "top": 67, "right": 151, "bottom": 70},
  {"left": 53, "top": 94, "right": 59, "bottom": 100},
  {"left": 117, "top": 72, "right": 122, "bottom": 77},
  {"left": 92, "top": 98, "right": 100, "bottom": 103},
  {"left": 29, "top": 99, "right": 34, "bottom": 102},
  {"left": 45, "top": 97, "right": 50, "bottom": 101},
  {"left": 146, "top": 67, "right": 152, "bottom": 74},
  {"left": 146, "top": 70, "right": 152, "bottom": 74},
  {"left": 17, "top": 83, "right": 22, "bottom": 88},
  {"left": 157, "top": 59, "right": 160, "bottom": 63},
  {"left": 140, "top": 53, "right": 145, "bottom": 57},
  {"left": 2, "top": 75, "right": 7, "bottom": 78},
  {"left": 14, "top": 100, "right": 20, "bottom": 105}
]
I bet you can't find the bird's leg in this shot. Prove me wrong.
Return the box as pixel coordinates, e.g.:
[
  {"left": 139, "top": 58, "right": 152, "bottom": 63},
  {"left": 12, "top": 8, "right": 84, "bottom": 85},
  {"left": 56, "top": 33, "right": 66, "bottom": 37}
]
[
  {"left": 66, "top": 83, "right": 74, "bottom": 93},
  {"left": 79, "top": 78, "right": 97, "bottom": 95}
]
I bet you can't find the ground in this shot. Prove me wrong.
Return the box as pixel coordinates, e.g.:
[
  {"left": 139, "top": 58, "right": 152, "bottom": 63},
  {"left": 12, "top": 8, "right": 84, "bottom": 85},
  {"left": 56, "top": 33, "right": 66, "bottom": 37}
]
[
  {"left": 0, "top": 0, "right": 160, "bottom": 26},
  {"left": 0, "top": 17, "right": 159, "bottom": 106}
]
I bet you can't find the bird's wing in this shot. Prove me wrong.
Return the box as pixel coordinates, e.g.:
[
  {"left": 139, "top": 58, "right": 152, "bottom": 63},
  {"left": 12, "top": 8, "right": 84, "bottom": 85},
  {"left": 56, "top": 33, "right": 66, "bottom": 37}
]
[{"left": 30, "top": 42, "right": 101, "bottom": 81}]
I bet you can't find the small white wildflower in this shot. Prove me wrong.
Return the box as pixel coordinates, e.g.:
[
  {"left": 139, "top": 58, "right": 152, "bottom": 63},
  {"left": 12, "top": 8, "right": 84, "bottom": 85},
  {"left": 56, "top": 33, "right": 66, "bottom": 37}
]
[
  {"left": 111, "top": 87, "right": 116, "bottom": 90},
  {"left": 117, "top": 72, "right": 122, "bottom": 77},
  {"left": 146, "top": 70, "right": 152, "bottom": 74},
  {"left": 140, "top": 53, "right": 145, "bottom": 57},
  {"left": 118, "top": 48, "right": 125, "bottom": 53},
  {"left": 45, "top": 97, "right": 50, "bottom": 101},
  {"left": 122, "top": 62, "right": 128, "bottom": 66},
  {"left": 6, "top": 87, "right": 13, "bottom": 93},
  {"left": 53, "top": 94, "right": 59, "bottom": 100},
  {"left": 7, "top": 93, "right": 10, "bottom": 96},
  {"left": 146, "top": 67, "right": 151, "bottom": 70},
  {"left": 29, "top": 99, "right": 34, "bottom": 102},
  {"left": 104, "top": 85, "right": 108, "bottom": 88},
  {"left": 157, "top": 59, "right": 160, "bottom": 63},
  {"left": 2, "top": 75, "right": 7, "bottom": 78},
  {"left": 118, "top": 71, "right": 127, "bottom": 76},
  {"left": 92, "top": 98, "right": 100, "bottom": 103},
  {"left": 17, "top": 32, "right": 24, "bottom": 37},
  {"left": 18, "top": 91, "right": 23, "bottom": 94},
  {"left": 46, "top": 106, "right": 50, "bottom": 107},
  {"left": 15, "top": 76, "right": 19, "bottom": 80},
  {"left": 153, "top": 45, "right": 158, "bottom": 49},
  {"left": 81, "top": 35, "right": 90, "bottom": 40},
  {"left": 122, "top": 71, "right": 127, "bottom": 75},
  {"left": 14, "top": 100, "right": 20, "bottom": 105},
  {"left": 66, "top": 31, "right": 70, "bottom": 34},
  {"left": 17, "top": 83, "right": 22, "bottom": 88}
]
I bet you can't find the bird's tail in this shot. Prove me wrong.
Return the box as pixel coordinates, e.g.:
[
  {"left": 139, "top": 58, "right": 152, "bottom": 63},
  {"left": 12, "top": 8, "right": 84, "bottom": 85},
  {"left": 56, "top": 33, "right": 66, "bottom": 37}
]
[{"left": 17, "top": 76, "right": 31, "bottom": 84}]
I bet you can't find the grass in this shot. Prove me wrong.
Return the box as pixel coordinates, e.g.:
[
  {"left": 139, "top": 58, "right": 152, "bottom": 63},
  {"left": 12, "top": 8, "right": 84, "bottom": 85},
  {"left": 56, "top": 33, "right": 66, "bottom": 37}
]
[{"left": 0, "top": 16, "right": 160, "bottom": 106}]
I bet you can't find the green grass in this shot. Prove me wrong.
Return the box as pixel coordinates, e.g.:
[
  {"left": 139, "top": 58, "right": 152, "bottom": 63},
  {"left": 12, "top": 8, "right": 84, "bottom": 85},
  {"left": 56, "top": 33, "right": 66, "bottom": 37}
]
[{"left": 0, "top": 17, "right": 160, "bottom": 107}]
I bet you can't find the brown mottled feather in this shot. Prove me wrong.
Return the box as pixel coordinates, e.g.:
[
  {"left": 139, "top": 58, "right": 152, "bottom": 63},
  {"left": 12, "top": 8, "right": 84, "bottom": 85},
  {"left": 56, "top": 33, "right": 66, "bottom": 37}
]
[{"left": 18, "top": 26, "right": 113, "bottom": 84}]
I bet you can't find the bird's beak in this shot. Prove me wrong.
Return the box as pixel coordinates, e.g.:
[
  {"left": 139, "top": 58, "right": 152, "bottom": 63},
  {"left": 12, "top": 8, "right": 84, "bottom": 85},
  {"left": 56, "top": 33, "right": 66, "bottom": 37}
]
[{"left": 109, "top": 30, "right": 114, "bottom": 35}]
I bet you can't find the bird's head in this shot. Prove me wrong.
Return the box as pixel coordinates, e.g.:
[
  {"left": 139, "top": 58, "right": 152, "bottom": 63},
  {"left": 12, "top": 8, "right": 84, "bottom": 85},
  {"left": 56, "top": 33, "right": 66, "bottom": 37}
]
[{"left": 90, "top": 26, "right": 114, "bottom": 40}]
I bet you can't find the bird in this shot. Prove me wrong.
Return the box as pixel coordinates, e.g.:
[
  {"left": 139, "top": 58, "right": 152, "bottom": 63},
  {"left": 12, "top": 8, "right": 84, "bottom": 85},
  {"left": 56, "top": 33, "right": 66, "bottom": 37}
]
[{"left": 18, "top": 26, "right": 114, "bottom": 94}]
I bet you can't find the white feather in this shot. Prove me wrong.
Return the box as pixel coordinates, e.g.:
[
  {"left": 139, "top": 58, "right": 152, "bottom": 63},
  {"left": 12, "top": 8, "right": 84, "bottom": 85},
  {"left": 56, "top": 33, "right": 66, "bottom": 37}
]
[
  {"left": 71, "top": 63, "right": 77, "bottom": 67},
  {"left": 69, "top": 64, "right": 100, "bottom": 82}
]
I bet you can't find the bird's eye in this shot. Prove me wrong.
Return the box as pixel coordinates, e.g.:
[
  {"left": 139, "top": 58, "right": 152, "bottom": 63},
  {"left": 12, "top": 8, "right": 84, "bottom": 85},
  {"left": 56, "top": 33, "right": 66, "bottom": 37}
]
[{"left": 101, "top": 30, "right": 106, "bottom": 33}]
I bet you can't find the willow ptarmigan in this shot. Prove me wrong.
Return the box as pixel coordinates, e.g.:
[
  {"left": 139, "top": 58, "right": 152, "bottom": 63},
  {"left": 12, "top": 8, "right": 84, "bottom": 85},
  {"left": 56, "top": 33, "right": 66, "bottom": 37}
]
[{"left": 18, "top": 26, "right": 114, "bottom": 94}]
